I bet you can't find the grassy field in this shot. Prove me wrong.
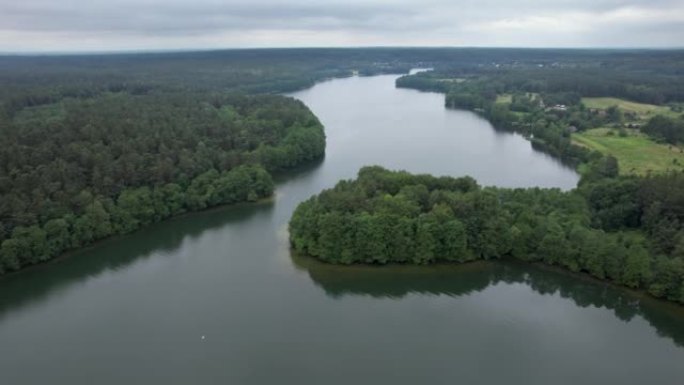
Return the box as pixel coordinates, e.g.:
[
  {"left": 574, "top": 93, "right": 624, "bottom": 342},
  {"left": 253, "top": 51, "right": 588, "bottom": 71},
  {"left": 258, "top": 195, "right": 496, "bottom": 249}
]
[
  {"left": 496, "top": 94, "right": 512, "bottom": 104},
  {"left": 496, "top": 93, "right": 543, "bottom": 105},
  {"left": 437, "top": 78, "right": 466, "bottom": 83},
  {"left": 573, "top": 128, "right": 684, "bottom": 175},
  {"left": 581, "top": 97, "right": 680, "bottom": 120}
]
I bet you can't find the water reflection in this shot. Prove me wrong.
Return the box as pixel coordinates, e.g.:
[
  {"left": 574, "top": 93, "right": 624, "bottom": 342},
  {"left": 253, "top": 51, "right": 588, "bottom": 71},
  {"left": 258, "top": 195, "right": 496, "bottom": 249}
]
[
  {"left": 292, "top": 253, "right": 684, "bottom": 347},
  {"left": 0, "top": 201, "right": 274, "bottom": 320},
  {"left": 272, "top": 155, "right": 325, "bottom": 184}
]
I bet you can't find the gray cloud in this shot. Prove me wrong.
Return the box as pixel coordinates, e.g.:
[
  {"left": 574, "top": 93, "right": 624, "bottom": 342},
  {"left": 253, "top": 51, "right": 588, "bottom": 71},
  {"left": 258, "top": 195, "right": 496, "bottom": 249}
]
[{"left": 0, "top": 0, "right": 682, "bottom": 51}]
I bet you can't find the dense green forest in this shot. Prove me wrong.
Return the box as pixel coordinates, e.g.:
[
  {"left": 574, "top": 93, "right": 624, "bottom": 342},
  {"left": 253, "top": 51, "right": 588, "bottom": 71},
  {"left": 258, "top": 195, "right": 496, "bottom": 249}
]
[
  {"left": 0, "top": 91, "right": 325, "bottom": 274},
  {"left": 290, "top": 166, "right": 684, "bottom": 304}
]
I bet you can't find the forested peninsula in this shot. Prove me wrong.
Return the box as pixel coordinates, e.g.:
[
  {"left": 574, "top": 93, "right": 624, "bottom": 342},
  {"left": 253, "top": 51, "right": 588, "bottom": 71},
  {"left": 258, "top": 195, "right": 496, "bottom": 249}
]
[
  {"left": 290, "top": 166, "right": 684, "bottom": 305},
  {"left": 0, "top": 92, "right": 324, "bottom": 274}
]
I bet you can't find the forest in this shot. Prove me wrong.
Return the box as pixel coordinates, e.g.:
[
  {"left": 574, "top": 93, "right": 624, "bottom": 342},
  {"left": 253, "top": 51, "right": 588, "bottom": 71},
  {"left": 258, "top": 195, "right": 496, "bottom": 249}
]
[
  {"left": 0, "top": 91, "right": 325, "bottom": 274},
  {"left": 289, "top": 166, "right": 684, "bottom": 304}
]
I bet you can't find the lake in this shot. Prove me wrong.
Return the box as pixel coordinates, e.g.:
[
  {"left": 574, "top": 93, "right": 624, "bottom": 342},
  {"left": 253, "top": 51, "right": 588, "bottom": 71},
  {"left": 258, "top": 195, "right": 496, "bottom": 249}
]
[{"left": 1, "top": 74, "right": 682, "bottom": 384}]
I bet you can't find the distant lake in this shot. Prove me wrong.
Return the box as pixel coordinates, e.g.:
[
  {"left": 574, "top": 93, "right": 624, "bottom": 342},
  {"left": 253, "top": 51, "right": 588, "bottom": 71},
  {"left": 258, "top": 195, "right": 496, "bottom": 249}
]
[{"left": 1, "top": 74, "right": 682, "bottom": 385}]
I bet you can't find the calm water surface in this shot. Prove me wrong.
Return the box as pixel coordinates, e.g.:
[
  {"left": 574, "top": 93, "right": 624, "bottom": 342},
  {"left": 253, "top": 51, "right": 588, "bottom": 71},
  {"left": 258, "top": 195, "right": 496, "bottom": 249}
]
[{"left": 1, "top": 74, "right": 683, "bottom": 384}]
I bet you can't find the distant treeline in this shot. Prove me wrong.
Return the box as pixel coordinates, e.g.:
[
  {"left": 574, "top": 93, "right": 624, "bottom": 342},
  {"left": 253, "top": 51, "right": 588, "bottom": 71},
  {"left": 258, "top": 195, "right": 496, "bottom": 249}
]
[
  {"left": 290, "top": 166, "right": 684, "bottom": 305},
  {"left": 0, "top": 48, "right": 421, "bottom": 116},
  {"left": 399, "top": 52, "right": 684, "bottom": 104},
  {"left": 3, "top": 47, "right": 684, "bottom": 115},
  {"left": 0, "top": 92, "right": 325, "bottom": 274}
]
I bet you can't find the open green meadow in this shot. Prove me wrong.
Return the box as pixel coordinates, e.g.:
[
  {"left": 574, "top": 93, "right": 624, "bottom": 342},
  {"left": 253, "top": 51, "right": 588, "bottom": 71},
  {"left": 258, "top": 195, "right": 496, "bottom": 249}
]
[
  {"left": 573, "top": 127, "right": 684, "bottom": 175},
  {"left": 495, "top": 94, "right": 513, "bottom": 104},
  {"left": 581, "top": 97, "right": 680, "bottom": 120}
]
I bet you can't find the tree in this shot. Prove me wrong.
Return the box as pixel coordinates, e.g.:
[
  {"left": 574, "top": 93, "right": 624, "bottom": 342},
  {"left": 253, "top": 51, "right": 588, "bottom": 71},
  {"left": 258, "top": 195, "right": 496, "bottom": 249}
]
[
  {"left": 439, "top": 219, "right": 469, "bottom": 262},
  {"left": 43, "top": 218, "right": 70, "bottom": 257},
  {"left": 621, "top": 245, "right": 652, "bottom": 288},
  {"left": 648, "top": 256, "right": 684, "bottom": 300},
  {"left": 0, "top": 238, "right": 22, "bottom": 271},
  {"left": 413, "top": 216, "right": 437, "bottom": 264},
  {"left": 537, "top": 216, "right": 569, "bottom": 266}
]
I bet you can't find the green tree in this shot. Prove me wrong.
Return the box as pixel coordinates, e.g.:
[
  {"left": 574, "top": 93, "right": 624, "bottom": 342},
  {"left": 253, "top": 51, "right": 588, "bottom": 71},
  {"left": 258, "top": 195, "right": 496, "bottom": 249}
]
[{"left": 621, "top": 245, "right": 653, "bottom": 288}]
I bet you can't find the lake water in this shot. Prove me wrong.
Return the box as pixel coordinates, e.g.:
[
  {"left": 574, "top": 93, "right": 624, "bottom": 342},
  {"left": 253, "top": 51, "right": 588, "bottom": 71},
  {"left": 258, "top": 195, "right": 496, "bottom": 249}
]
[{"left": 1, "top": 74, "right": 682, "bottom": 384}]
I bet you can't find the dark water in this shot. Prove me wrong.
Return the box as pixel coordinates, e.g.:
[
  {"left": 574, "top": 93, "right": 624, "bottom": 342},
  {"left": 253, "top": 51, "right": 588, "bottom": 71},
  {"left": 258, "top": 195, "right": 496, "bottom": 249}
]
[{"left": 1, "top": 74, "right": 683, "bottom": 385}]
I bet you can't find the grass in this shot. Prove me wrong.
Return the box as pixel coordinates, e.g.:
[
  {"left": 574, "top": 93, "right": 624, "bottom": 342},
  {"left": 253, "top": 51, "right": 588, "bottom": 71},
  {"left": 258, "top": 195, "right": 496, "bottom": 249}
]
[
  {"left": 437, "top": 78, "right": 466, "bottom": 83},
  {"left": 581, "top": 97, "right": 681, "bottom": 120},
  {"left": 496, "top": 94, "right": 512, "bottom": 104},
  {"left": 510, "top": 111, "right": 529, "bottom": 119},
  {"left": 496, "top": 93, "right": 539, "bottom": 105},
  {"left": 573, "top": 128, "right": 684, "bottom": 175}
]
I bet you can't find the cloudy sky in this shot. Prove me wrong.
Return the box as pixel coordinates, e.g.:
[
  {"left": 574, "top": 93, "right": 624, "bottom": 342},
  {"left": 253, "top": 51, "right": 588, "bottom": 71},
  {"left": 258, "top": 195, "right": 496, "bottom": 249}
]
[{"left": 1, "top": 0, "right": 683, "bottom": 52}]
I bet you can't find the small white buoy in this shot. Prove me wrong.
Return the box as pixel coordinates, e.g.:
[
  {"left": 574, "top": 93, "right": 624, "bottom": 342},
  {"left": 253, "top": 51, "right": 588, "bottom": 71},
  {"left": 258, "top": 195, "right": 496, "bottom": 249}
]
[{"left": 201, "top": 335, "right": 206, "bottom": 340}]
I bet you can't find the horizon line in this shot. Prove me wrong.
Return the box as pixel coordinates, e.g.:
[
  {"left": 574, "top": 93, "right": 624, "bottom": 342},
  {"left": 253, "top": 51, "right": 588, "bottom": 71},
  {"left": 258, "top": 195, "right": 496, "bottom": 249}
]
[{"left": 2, "top": 45, "right": 684, "bottom": 57}]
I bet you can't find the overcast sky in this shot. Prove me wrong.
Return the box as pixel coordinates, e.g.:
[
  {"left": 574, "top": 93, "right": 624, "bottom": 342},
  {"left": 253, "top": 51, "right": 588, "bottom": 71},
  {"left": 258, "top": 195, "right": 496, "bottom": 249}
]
[{"left": 1, "top": 0, "right": 683, "bottom": 52}]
